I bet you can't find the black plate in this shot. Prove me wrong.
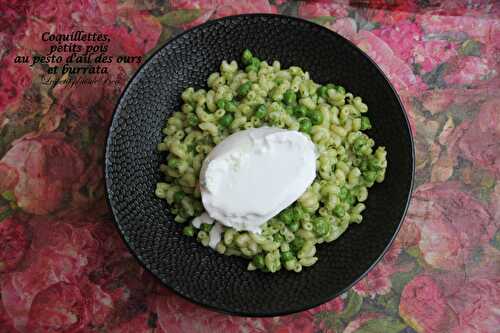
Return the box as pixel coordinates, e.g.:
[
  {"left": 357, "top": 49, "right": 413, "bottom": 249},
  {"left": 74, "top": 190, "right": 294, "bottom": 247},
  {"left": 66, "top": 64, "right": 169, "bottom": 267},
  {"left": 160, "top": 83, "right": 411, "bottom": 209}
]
[{"left": 105, "top": 14, "right": 414, "bottom": 316}]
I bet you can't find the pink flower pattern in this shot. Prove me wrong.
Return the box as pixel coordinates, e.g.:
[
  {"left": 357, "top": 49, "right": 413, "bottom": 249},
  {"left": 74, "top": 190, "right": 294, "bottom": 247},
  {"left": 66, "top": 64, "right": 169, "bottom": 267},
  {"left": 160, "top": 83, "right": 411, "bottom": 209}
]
[
  {"left": 0, "top": 1, "right": 499, "bottom": 332},
  {"left": 406, "top": 182, "right": 494, "bottom": 270},
  {"left": 457, "top": 98, "right": 500, "bottom": 177},
  {"left": 0, "top": 133, "right": 85, "bottom": 215},
  {"left": 399, "top": 275, "right": 454, "bottom": 333}
]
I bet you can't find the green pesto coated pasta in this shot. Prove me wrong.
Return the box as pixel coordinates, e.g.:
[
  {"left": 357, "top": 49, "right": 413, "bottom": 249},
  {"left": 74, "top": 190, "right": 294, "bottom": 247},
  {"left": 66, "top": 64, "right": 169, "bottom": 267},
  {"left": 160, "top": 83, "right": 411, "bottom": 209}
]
[{"left": 155, "top": 49, "right": 388, "bottom": 273}]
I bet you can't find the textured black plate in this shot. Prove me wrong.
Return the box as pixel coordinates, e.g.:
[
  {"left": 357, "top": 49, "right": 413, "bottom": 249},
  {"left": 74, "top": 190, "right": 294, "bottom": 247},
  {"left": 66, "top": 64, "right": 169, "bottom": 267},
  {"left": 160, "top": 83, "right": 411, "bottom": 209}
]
[{"left": 105, "top": 14, "right": 414, "bottom": 316}]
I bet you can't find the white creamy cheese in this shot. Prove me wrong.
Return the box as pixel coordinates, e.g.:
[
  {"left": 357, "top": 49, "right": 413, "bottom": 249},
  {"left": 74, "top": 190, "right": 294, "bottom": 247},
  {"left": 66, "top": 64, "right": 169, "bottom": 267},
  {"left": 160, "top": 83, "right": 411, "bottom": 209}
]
[
  {"left": 191, "top": 212, "right": 223, "bottom": 250},
  {"left": 208, "top": 223, "right": 224, "bottom": 249},
  {"left": 198, "top": 127, "right": 317, "bottom": 233},
  {"left": 191, "top": 212, "right": 214, "bottom": 228}
]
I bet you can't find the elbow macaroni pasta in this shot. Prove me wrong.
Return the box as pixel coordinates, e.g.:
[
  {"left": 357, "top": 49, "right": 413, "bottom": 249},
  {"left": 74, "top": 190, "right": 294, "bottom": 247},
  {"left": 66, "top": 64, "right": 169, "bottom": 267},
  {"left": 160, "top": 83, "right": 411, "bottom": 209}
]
[{"left": 155, "top": 50, "right": 388, "bottom": 273}]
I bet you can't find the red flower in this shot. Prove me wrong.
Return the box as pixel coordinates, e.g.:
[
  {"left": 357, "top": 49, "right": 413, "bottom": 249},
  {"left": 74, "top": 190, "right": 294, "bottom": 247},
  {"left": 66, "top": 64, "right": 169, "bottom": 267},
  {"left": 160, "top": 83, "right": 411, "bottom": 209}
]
[
  {"left": 0, "top": 298, "right": 21, "bottom": 333},
  {"left": 414, "top": 40, "right": 458, "bottom": 74},
  {"left": 26, "top": 282, "right": 90, "bottom": 333},
  {"left": 416, "top": 13, "right": 499, "bottom": 44},
  {"left": 307, "top": 297, "right": 344, "bottom": 333},
  {"left": 0, "top": 52, "right": 33, "bottom": 112},
  {"left": 127, "top": 11, "right": 162, "bottom": 55},
  {"left": 0, "top": 216, "right": 30, "bottom": 273},
  {"left": 399, "top": 275, "right": 453, "bottom": 333},
  {"left": 215, "top": 1, "right": 278, "bottom": 18},
  {"left": 18, "top": 16, "right": 56, "bottom": 56},
  {"left": 353, "top": 262, "right": 393, "bottom": 297},
  {"left": 0, "top": 0, "right": 29, "bottom": 35},
  {"left": 366, "top": 16, "right": 461, "bottom": 75},
  {"left": 421, "top": 89, "right": 455, "bottom": 115},
  {"left": 68, "top": 85, "right": 104, "bottom": 118},
  {"left": 398, "top": 216, "right": 421, "bottom": 249},
  {"left": 154, "top": 291, "right": 270, "bottom": 333},
  {"left": 353, "top": 30, "right": 425, "bottom": 94},
  {"left": 491, "top": 183, "right": 500, "bottom": 225},
  {"left": 449, "top": 277, "right": 500, "bottom": 333},
  {"left": 102, "top": 25, "right": 147, "bottom": 57},
  {"left": 81, "top": 217, "right": 154, "bottom": 328},
  {"left": 362, "top": 0, "right": 418, "bottom": 26},
  {"left": 327, "top": 17, "right": 357, "bottom": 42},
  {"left": 372, "top": 20, "right": 423, "bottom": 64},
  {"left": 0, "top": 213, "right": 144, "bottom": 331},
  {"left": 457, "top": 98, "right": 500, "bottom": 177},
  {"left": 298, "top": 0, "right": 350, "bottom": 19},
  {"left": 21, "top": 0, "right": 161, "bottom": 62},
  {"left": 169, "top": 0, "right": 278, "bottom": 29},
  {"left": 0, "top": 133, "right": 84, "bottom": 215},
  {"left": 0, "top": 216, "right": 100, "bottom": 331},
  {"left": 85, "top": 282, "right": 115, "bottom": 327},
  {"left": 443, "top": 56, "right": 494, "bottom": 86},
  {"left": 406, "top": 182, "right": 494, "bottom": 270},
  {"left": 308, "top": 296, "right": 344, "bottom": 315},
  {"left": 274, "top": 313, "right": 315, "bottom": 333},
  {"left": 466, "top": 244, "right": 500, "bottom": 281},
  {"left": 382, "top": 240, "right": 402, "bottom": 265},
  {"left": 168, "top": 0, "right": 216, "bottom": 29},
  {"left": 110, "top": 312, "right": 156, "bottom": 333}
]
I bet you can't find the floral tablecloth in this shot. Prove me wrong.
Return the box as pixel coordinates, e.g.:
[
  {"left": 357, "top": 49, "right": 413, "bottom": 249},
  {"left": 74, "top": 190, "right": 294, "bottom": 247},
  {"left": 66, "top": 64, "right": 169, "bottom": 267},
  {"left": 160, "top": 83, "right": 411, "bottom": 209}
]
[{"left": 1, "top": 1, "right": 499, "bottom": 332}]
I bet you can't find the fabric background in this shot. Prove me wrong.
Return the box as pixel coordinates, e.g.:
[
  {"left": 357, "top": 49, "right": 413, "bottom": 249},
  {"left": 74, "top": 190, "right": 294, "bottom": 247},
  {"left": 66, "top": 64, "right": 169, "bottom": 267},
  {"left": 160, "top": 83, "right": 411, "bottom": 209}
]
[{"left": 0, "top": 1, "right": 499, "bottom": 332}]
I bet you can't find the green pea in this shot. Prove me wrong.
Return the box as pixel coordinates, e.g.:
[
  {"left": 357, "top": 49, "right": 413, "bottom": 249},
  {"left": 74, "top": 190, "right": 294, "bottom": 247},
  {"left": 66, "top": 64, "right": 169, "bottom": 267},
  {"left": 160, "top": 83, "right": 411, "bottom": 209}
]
[
  {"left": 313, "top": 217, "right": 330, "bottom": 236},
  {"left": 242, "top": 49, "right": 253, "bottom": 65},
  {"left": 201, "top": 223, "right": 212, "bottom": 233},
  {"left": 317, "top": 85, "right": 328, "bottom": 98},
  {"left": 368, "top": 158, "right": 381, "bottom": 171},
  {"left": 285, "top": 105, "right": 294, "bottom": 115},
  {"left": 288, "top": 220, "right": 300, "bottom": 232},
  {"left": 299, "top": 117, "right": 312, "bottom": 133},
  {"left": 293, "top": 105, "right": 307, "bottom": 118},
  {"left": 273, "top": 233, "right": 285, "bottom": 243},
  {"left": 225, "top": 100, "right": 237, "bottom": 112},
  {"left": 245, "top": 64, "right": 258, "bottom": 73},
  {"left": 364, "top": 170, "right": 377, "bottom": 183},
  {"left": 338, "top": 187, "right": 348, "bottom": 200},
  {"left": 279, "top": 209, "right": 294, "bottom": 225},
  {"left": 283, "top": 89, "right": 297, "bottom": 105},
  {"left": 252, "top": 255, "right": 265, "bottom": 269},
  {"left": 281, "top": 251, "right": 295, "bottom": 262},
  {"left": 353, "top": 137, "right": 368, "bottom": 153},
  {"left": 290, "top": 237, "right": 305, "bottom": 253},
  {"left": 309, "top": 109, "right": 324, "bottom": 125},
  {"left": 292, "top": 206, "right": 304, "bottom": 221},
  {"left": 237, "top": 81, "right": 252, "bottom": 97},
  {"left": 219, "top": 113, "right": 234, "bottom": 127},
  {"left": 361, "top": 116, "right": 372, "bottom": 130},
  {"left": 183, "top": 225, "right": 195, "bottom": 237},
  {"left": 336, "top": 85, "right": 346, "bottom": 94},
  {"left": 168, "top": 158, "right": 179, "bottom": 169},
  {"left": 334, "top": 205, "right": 345, "bottom": 218},
  {"left": 187, "top": 114, "right": 199, "bottom": 127},
  {"left": 255, "top": 104, "right": 267, "bottom": 119},
  {"left": 216, "top": 99, "right": 226, "bottom": 110},
  {"left": 250, "top": 57, "right": 261, "bottom": 68},
  {"left": 360, "top": 159, "right": 369, "bottom": 171},
  {"left": 346, "top": 192, "right": 356, "bottom": 206},
  {"left": 174, "top": 191, "right": 185, "bottom": 203}
]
